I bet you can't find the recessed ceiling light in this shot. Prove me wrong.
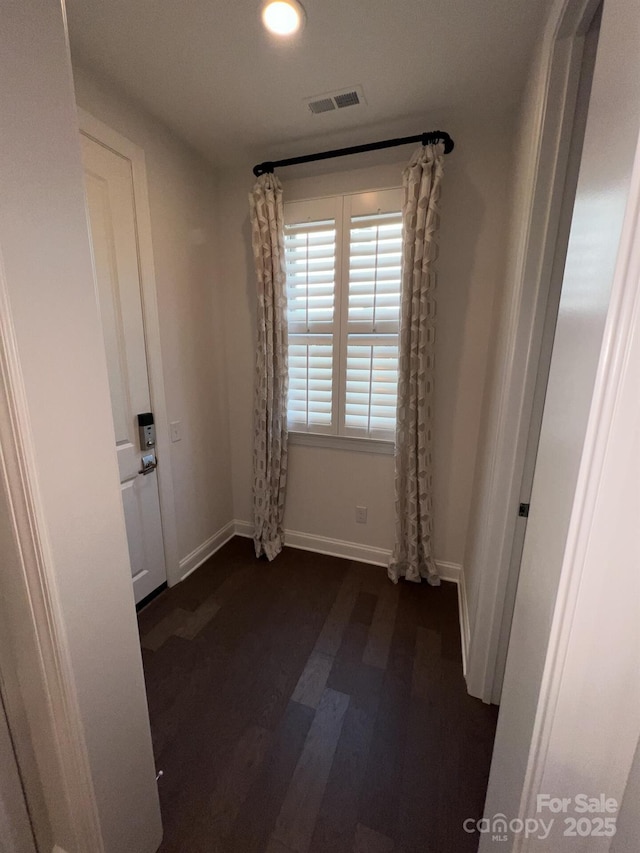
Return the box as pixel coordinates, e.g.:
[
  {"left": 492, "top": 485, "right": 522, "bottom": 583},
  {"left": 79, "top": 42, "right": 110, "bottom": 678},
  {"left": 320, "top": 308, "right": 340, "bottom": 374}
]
[{"left": 261, "top": 0, "right": 305, "bottom": 36}]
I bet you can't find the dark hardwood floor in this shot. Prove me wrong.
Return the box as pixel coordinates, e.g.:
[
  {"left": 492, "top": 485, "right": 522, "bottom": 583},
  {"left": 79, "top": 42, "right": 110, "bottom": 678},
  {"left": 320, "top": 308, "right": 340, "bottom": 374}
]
[{"left": 138, "top": 536, "right": 497, "bottom": 853}]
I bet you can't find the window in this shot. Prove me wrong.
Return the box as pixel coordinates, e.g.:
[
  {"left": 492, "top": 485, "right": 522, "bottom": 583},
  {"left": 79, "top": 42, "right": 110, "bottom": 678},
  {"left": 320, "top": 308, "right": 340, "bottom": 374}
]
[{"left": 284, "top": 188, "right": 402, "bottom": 442}]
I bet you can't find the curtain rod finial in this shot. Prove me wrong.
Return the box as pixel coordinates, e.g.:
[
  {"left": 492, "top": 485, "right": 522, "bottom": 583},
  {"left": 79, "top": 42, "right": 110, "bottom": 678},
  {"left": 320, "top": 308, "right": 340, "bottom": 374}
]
[
  {"left": 253, "top": 162, "right": 275, "bottom": 177},
  {"left": 421, "top": 131, "right": 454, "bottom": 154}
]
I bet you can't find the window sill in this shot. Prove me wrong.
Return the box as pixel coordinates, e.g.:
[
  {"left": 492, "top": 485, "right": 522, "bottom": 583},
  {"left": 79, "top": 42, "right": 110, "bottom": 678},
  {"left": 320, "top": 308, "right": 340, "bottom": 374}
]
[{"left": 288, "top": 431, "right": 395, "bottom": 455}]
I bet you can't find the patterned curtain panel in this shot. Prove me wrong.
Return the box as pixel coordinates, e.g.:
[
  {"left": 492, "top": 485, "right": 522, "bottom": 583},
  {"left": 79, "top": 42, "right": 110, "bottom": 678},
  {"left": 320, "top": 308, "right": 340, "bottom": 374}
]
[
  {"left": 388, "top": 144, "right": 445, "bottom": 585},
  {"left": 249, "top": 174, "right": 289, "bottom": 560}
]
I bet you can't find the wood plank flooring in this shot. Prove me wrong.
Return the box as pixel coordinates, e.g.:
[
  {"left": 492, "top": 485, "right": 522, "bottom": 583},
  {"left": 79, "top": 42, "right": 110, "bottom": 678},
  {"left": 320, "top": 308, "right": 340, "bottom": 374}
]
[{"left": 138, "top": 537, "right": 498, "bottom": 853}]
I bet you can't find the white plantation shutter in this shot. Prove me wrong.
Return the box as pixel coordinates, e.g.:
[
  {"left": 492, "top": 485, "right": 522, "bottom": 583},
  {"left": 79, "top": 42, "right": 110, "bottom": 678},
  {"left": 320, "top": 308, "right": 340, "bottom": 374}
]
[
  {"left": 284, "top": 190, "right": 402, "bottom": 441},
  {"left": 343, "top": 194, "right": 402, "bottom": 439},
  {"left": 285, "top": 219, "right": 336, "bottom": 332},
  {"left": 284, "top": 200, "right": 339, "bottom": 433},
  {"left": 287, "top": 336, "right": 333, "bottom": 430},
  {"left": 347, "top": 211, "right": 403, "bottom": 331},
  {"left": 345, "top": 339, "right": 399, "bottom": 438}
]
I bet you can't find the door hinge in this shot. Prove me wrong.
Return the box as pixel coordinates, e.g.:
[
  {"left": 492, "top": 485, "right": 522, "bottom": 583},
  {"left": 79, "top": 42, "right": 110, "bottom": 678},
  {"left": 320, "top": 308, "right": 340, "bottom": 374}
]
[{"left": 518, "top": 502, "right": 530, "bottom": 518}]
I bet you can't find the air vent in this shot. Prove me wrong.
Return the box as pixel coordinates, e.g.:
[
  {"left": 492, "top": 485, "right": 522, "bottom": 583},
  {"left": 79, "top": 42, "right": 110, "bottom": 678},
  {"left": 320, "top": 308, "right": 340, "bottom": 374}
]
[
  {"left": 304, "top": 86, "right": 366, "bottom": 115},
  {"left": 308, "top": 98, "right": 336, "bottom": 114},
  {"left": 334, "top": 91, "right": 360, "bottom": 109}
]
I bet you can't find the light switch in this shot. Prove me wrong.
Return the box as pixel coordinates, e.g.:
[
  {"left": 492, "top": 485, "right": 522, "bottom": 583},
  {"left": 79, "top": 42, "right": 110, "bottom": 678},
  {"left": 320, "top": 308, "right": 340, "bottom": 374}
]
[{"left": 170, "top": 421, "right": 182, "bottom": 443}]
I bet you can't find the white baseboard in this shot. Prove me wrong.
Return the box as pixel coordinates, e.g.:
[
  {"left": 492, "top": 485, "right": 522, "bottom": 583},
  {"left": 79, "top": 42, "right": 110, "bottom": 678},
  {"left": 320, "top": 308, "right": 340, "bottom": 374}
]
[
  {"left": 233, "top": 519, "right": 391, "bottom": 566},
  {"left": 178, "top": 520, "right": 236, "bottom": 581},
  {"left": 434, "top": 560, "right": 461, "bottom": 583},
  {"left": 235, "top": 519, "right": 463, "bottom": 576},
  {"left": 415, "top": 559, "right": 468, "bottom": 675},
  {"left": 233, "top": 519, "right": 254, "bottom": 539},
  {"left": 458, "top": 569, "right": 470, "bottom": 677}
]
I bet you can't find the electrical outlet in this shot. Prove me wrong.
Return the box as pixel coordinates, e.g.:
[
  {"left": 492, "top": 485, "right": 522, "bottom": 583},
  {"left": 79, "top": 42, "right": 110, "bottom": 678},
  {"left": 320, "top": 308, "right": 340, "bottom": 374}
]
[
  {"left": 170, "top": 421, "right": 182, "bottom": 442},
  {"left": 355, "top": 505, "right": 368, "bottom": 524}
]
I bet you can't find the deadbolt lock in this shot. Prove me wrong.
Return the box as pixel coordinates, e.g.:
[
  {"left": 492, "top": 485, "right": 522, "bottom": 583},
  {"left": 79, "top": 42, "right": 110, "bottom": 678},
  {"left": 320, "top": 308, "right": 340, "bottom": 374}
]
[{"left": 137, "top": 412, "right": 156, "bottom": 450}]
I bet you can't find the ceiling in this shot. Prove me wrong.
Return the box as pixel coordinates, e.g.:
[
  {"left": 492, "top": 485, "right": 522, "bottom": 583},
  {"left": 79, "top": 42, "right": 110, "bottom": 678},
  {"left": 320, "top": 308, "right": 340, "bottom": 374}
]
[{"left": 66, "top": 0, "right": 552, "bottom": 166}]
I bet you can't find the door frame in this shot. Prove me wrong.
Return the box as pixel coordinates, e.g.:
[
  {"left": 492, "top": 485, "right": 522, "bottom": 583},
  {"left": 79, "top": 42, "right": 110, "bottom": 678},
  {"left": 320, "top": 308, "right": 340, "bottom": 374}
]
[
  {"left": 465, "top": 0, "right": 602, "bottom": 703},
  {"left": 78, "top": 109, "right": 180, "bottom": 589},
  {"left": 0, "top": 247, "right": 104, "bottom": 850}
]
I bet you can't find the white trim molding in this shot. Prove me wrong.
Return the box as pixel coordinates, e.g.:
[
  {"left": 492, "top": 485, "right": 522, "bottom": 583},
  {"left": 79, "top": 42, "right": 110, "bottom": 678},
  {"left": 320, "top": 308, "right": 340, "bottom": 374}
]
[
  {"left": 458, "top": 569, "right": 470, "bottom": 677},
  {"left": 435, "top": 561, "right": 469, "bottom": 674},
  {"left": 179, "top": 520, "right": 237, "bottom": 581},
  {"left": 235, "top": 520, "right": 392, "bottom": 566},
  {"left": 434, "top": 560, "right": 461, "bottom": 584},
  {"left": 237, "top": 520, "right": 388, "bottom": 567},
  {"left": 288, "top": 432, "right": 394, "bottom": 455},
  {"left": 77, "top": 109, "right": 181, "bottom": 589},
  {"left": 0, "top": 254, "right": 104, "bottom": 850}
]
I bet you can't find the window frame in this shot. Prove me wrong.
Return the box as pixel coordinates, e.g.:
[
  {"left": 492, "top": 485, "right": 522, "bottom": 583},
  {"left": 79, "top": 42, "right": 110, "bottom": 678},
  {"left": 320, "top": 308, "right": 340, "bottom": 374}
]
[{"left": 284, "top": 186, "right": 403, "bottom": 450}]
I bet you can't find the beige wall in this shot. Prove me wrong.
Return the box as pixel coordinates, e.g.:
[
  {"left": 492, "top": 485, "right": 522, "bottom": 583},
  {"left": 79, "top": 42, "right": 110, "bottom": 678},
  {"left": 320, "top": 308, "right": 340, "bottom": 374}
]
[
  {"left": 72, "top": 66, "right": 233, "bottom": 567},
  {"left": 219, "top": 113, "right": 515, "bottom": 566},
  {"left": 69, "top": 63, "right": 518, "bottom": 580},
  {"left": 70, "top": 62, "right": 518, "bottom": 579}
]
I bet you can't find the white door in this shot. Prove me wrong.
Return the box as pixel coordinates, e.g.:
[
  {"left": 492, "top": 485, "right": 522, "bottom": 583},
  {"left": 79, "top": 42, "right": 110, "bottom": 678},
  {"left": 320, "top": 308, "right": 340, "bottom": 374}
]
[{"left": 81, "top": 133, "right": 167, "bottom": 604}]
